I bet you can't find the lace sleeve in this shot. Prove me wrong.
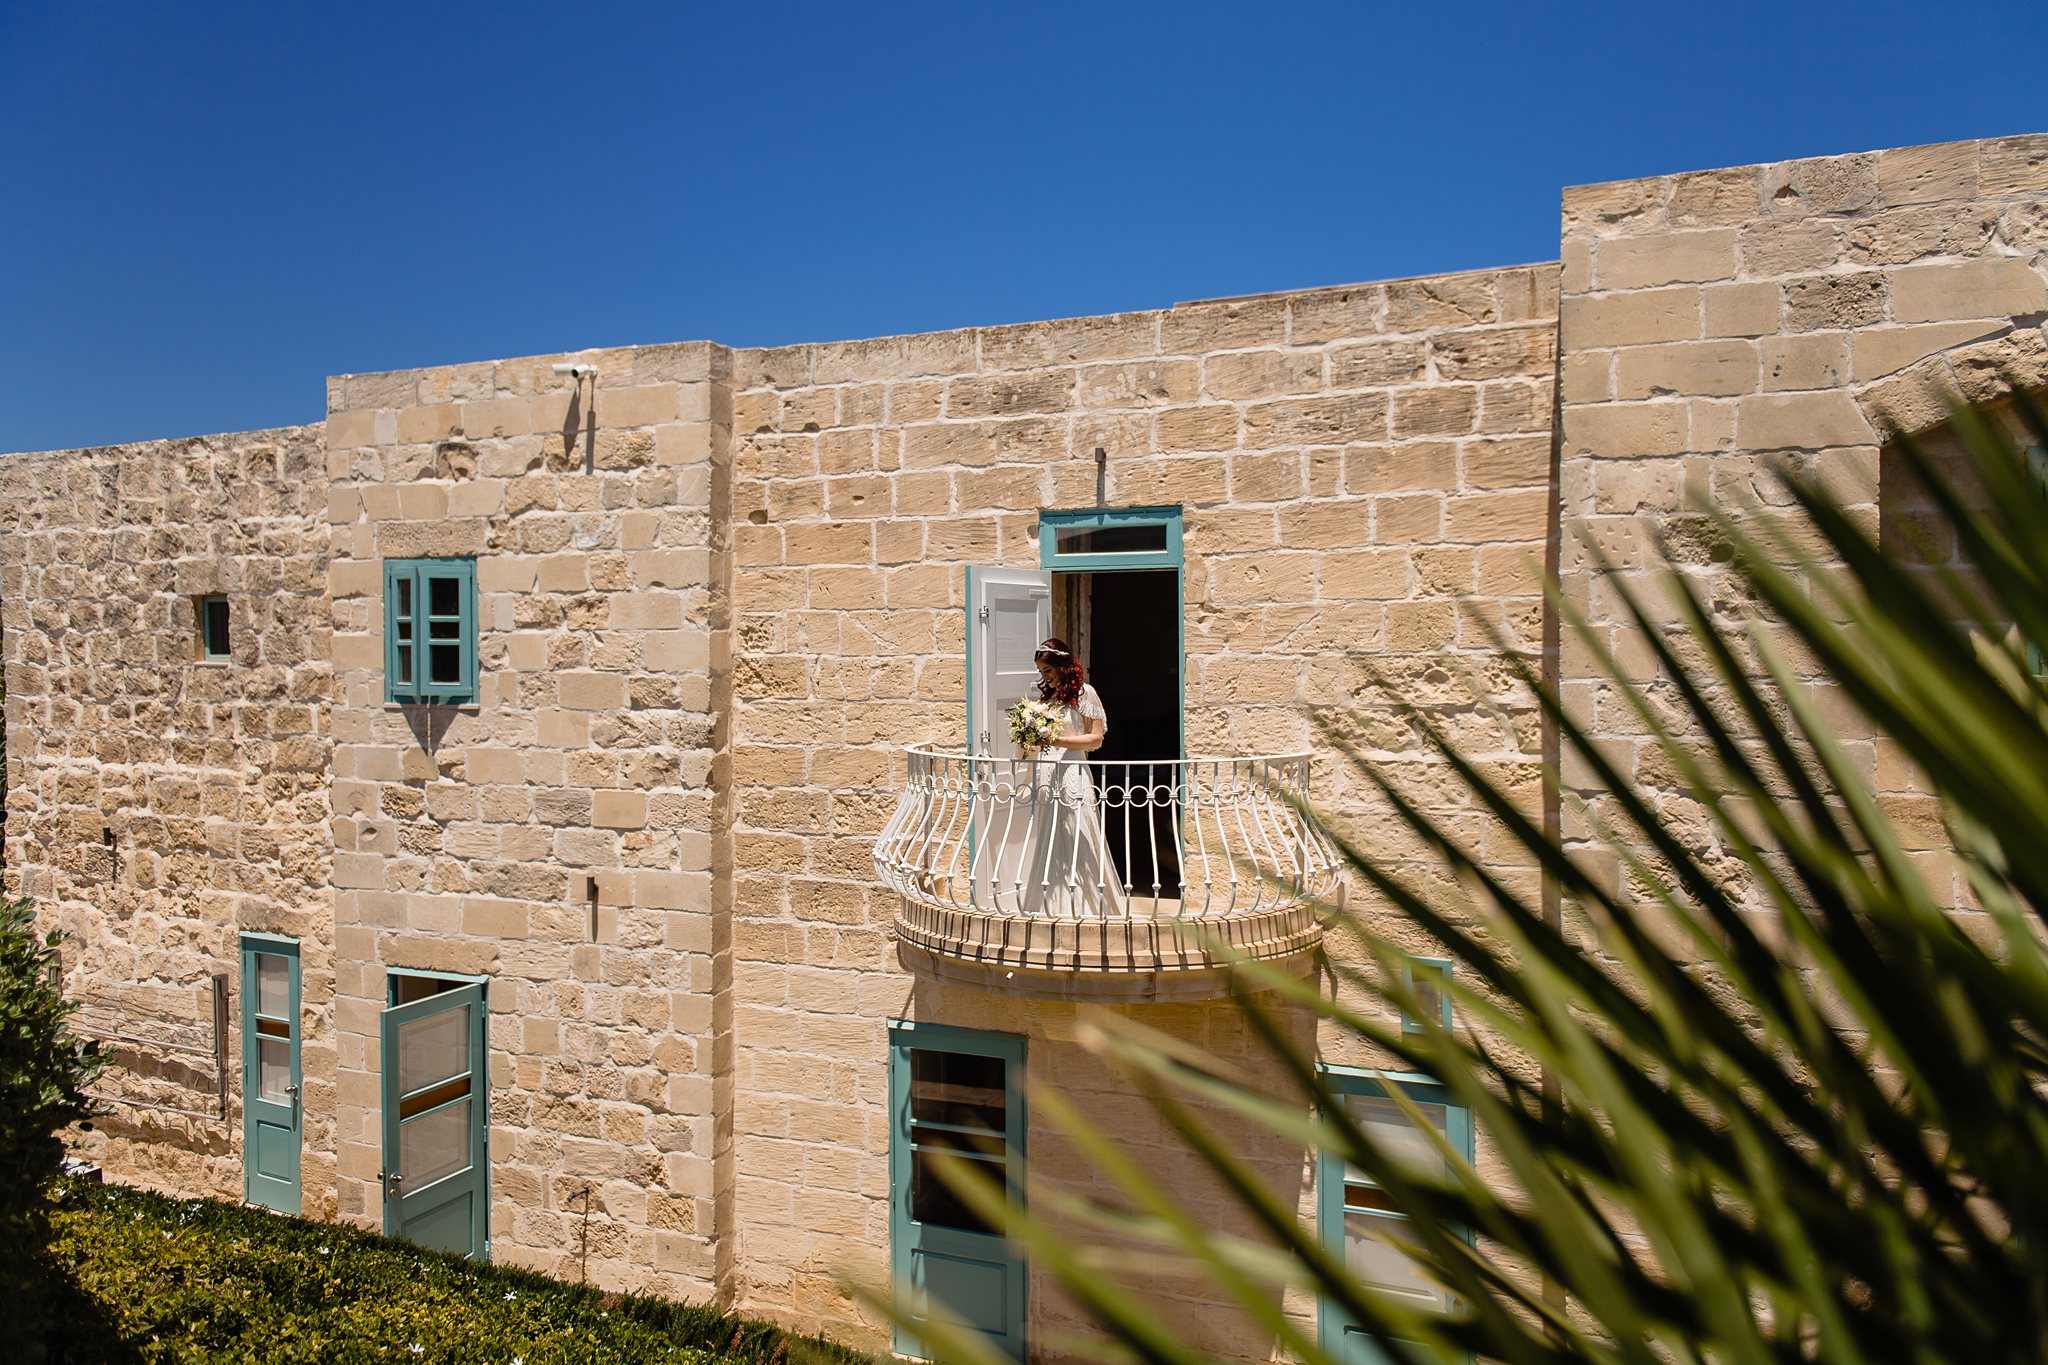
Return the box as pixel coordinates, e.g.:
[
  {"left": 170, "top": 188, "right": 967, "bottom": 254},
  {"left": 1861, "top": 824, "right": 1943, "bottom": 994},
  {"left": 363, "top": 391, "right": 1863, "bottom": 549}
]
[{"left": 1078, "top": 685, "right": 1107, "bottom": 727}]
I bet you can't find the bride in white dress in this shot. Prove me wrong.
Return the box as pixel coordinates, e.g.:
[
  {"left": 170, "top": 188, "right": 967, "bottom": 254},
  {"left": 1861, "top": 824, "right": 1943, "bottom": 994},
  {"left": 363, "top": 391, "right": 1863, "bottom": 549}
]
[{"left": 1014, "top": 639, "right": 1129, "bottom": 919}]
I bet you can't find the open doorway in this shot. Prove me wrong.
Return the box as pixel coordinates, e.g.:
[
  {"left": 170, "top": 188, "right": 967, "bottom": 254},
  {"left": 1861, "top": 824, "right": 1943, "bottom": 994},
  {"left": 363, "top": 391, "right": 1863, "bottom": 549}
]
[{"left": 1054, "top": 568, "right": 1182, "bottom": 901}]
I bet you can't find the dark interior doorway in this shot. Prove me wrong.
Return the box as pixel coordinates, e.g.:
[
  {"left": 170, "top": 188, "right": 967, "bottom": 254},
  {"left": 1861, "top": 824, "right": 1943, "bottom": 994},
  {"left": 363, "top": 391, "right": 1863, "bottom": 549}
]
[{"left": 1060, "top": 569, "right": 1182, "bottom": 902}]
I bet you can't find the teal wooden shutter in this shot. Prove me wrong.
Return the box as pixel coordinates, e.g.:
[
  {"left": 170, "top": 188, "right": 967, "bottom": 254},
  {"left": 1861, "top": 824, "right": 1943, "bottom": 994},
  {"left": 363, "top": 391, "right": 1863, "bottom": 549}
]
[
  {"left": 418, "top": 559, "right": 478, "bottom": 701},
  {"left": 384, "top": 560, "right": 417, "bottom": 702},
  {"left": 385, "top": 558, "right": 477, "bottom": 704}
]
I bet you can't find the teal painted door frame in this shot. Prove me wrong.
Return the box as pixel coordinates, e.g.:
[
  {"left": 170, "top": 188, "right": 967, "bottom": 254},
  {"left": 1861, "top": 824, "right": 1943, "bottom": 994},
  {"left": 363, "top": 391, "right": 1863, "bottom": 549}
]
[
  {"left": 1035, "top": 505, "right": 1185, "bottom": 760},
  {"left": 379, "top": 980, "right": 489, "bottom": 1259},
  {"left": 889, "top": 1020, "right": 1029, "bottom": 1361},
  {"left": 1316, "top": 1067, "right": 1475, "bottom": 1364},
  {"left": 240, "top": 935, "right": 302, "bottom": 1213}
]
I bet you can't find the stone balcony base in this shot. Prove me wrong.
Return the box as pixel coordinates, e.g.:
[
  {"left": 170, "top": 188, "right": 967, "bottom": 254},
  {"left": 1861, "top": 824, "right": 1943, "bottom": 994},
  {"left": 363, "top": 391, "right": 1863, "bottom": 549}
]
[{"left": 892, "top": 898, "right": 1324, "bottom": 1002}]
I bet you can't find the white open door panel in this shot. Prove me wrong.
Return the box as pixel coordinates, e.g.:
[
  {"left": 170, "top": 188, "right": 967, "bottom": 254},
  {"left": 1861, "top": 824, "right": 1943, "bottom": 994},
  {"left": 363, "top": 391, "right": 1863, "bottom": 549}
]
[{"left": 968, "top": 567, "right": 1052, "bottom": 759}]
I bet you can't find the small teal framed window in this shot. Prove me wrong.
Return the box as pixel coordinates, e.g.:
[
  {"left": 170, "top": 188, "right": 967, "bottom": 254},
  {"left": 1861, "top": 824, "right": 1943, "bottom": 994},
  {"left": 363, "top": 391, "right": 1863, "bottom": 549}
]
[
  {"left": 1038, "top": 506, "right": 1182, "bottom": 571},
  {"left": 1401, "top": 958, "right": 1454, "bottom": 1035},
  {"left": 197, "top": 595, "right": 232, "bottom": 661},
  {"left": 385, "top": 557, "right": 478, "bottom": 705},
  {"left": 1317, "top": 1067, "right": 1474, "bottom": 1364}
]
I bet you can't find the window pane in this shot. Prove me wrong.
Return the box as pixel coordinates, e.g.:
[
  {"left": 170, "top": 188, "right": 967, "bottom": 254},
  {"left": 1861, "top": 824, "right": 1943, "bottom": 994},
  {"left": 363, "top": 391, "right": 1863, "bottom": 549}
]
[
  {"left": 258, "top": 1037, "right": 291, "bottom": 1102},
  {"left": 428, "top": 617, "right": 461, "bottom": 640},
  {"left": 428, "top": 574, "right": 460, "bottom": 617},
  {"left": 912, "top": 1148, "right": 1004, "bottom": 1234},
  {"left": 428, "top": 643, "right": 463, "bottom": 686},
  {"left": 202, "top": 598, "right": 231, "bottom": 657},
  {"left": 400, "top": 1097, "right": 472, "bottom": 1189},
  {"left": 1343, "top": 1094, "right": 1448, "bottom": 1186},
  {"left": 255, "top": 953, "right": 289, "bottom": 1018},
  {"left": 395, "top": 577, "right": 413, "bottom": 617},
  {"left": 1053, "top": 522, "right": 1168, "bottom": 556},
  {"left": 1344, "top": 1210, "right": 1448, "bottom": 1308},
  {"left": 397, "top": 1005, "right": 470, "bottom": 1095},
  {"left": 910, "top": 1049, "right": 1007, "bottom": 1131}
]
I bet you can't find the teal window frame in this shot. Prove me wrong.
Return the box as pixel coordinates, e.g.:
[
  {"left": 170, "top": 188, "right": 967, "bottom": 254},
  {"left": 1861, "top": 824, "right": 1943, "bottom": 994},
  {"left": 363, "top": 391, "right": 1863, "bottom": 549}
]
[
  {"left": 1401, "top": 957, "right": 1454, "bottom": 1035},
  {"left": 384, "top": 557, "right": 479, "bottom": 705},
  {"left": 1317, "top": 1065, "right": 1474, "bottom": 1364},
  {"left": 1038, "top": 505, "right": 1182, "bottom": 572},
  {"left": 198, "top": 594, "right": 231, "bottom": 661}
]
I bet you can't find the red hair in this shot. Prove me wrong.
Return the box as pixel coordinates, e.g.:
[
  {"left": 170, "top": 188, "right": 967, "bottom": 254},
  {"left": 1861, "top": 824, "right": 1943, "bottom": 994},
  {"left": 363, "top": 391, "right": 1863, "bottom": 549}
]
[{"left": 1034, "top": 638, "right": 1085, "bottom": 707}]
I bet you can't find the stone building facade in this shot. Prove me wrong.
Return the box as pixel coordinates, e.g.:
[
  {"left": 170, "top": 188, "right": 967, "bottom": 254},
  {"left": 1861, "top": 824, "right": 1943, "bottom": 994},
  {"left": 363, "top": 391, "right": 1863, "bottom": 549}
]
[{"left": 3, "top": 132, "right": 2045, "bottom": 1360}]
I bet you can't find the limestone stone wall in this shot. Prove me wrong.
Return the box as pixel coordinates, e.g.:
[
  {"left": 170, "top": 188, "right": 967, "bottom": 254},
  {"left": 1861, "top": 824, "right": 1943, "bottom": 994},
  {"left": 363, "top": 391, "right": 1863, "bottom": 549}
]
[
  {"left": 1557, "top": 134, "right": 2048, "bottom": 913},
  {"left": 724, "top": 266, "right": 1560, "bottom": 1349},
  {"left": 0, "top": 426, "right": 334, "bottom": 1205},
  {"left": 321, "top": 344, "right": 735, "bottom": 1297}
]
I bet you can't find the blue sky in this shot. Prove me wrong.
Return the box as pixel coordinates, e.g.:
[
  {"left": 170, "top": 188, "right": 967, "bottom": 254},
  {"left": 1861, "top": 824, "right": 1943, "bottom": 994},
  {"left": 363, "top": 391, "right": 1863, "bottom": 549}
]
[{"left": 2, "top": 2, "right": 2041, "bottom": 453}]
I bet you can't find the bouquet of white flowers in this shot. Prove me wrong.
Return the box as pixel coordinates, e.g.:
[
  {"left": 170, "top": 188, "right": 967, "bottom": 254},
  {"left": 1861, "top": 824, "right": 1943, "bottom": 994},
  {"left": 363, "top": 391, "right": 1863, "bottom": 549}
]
[{"left": 1005, "top": 698, "right": 1064, "bottom": 759}]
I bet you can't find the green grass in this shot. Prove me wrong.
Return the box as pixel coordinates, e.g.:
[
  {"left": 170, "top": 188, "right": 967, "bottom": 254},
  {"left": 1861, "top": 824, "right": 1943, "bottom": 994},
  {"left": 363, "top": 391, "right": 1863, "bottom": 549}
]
[{"left": 43, "top": 1179, "right": 868, "bottom": 1365}]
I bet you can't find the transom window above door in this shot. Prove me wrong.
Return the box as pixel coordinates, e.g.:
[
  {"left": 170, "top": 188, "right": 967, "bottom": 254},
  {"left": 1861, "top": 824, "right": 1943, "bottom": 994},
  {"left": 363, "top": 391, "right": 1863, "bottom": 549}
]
[{"left": 1038, "top": 506, "right": 1181, "bottom": 571}]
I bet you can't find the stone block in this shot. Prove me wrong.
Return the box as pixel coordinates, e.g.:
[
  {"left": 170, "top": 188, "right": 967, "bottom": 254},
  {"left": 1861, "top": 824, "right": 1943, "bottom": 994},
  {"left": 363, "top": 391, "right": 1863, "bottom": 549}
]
[
  {"left": 1242, "top": 394, "right": 1389, "bottom": 448},
  {"left": 559, "top": 671, "right": 628, "bottom": 711},
  {"left": 944, "top": 371, "right": 1073, "bottom": 419},
  {"left": 1735, "top": 391, "right": 1874, "bottom": 452},
  {"left": 1887, "top": 259, "right": 2047, "bottom": 325},
  {"left": 1613, "top": 340, "right": 1757, "bottom": 399},
  {"left": 1329, "top": 339, "right": 1427, "bottom": 388},
  {"left": 1764, "top": 153, "right": 1878, "bottom": 216},
  {"left": 461, "top": 397, "right": 531, "bottom": 439},
  {"left": 397, "top": 405, "right": 460, "bottom": 444},
  {"left": 1761, "top": 334, "right": 1849, "bottom": 392},
  {"left": 1561, "top": 288, "right": 1700, "bottom": 349},
  {"left": 1430, "top": 326, "right": 1555, "bottom": 382},
  {"left": 1701, "top": 283, "right": 1781, "bottom": 339},
  {"left": 1981, "top": 134, "right": 2048, "bottom": 196},
  {"left": 594, "top": 791, "right": 648, "bottom": 830},
  {"left": 1595, "top": 229, "right": 1738, "bottom": 290},
  {"left": 1783, "top": 272, "right": 1886, "bottom": 332},
  {"left": 1287, "top": 286, "right": 1380, "bottom": 345},
  {"left": 1383, "top": 273, "right": 1499, "bottom": 331},
  {"left": 1202, "top": 350, "right": 1323, "bottom": 400},
  {"left": 1373, "top": 493, "right": 1443, "bottom": 543},
  {"left": 1561, "top": 401, "right": 1689, "bottom": 459},
  {"left": 1152, "top": 404, "right": 1241, "bottom": 453},
  {"left": 1076, "top": 360, "right": 1199, "bottom": 407},
  {"left": 1666, "top": 166, "right": 1763, "bottom": 227},
  {"left": 1739, "top": 219, "right": 1847, "bottom": 277},
  {"left": 1392, "top": 387, "right": 1478, "bottom": 438},
  {"left": 1877, "top": 141, "right": 1978, "bottom": 206},
  {"left": 1463, "top": 435, "right": 1552, "bottom": 489},
  {"left": 1158, "top": 296, "right": 1288, "bottom": 352}
]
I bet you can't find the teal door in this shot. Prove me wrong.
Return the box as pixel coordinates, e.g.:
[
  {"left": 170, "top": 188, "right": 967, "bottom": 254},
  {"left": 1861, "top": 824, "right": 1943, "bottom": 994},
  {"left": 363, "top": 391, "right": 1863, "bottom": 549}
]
[
  {"left": 240, "top": 937, "right": 302, "bottom": 1213},
  {"left": 1318, "top": 1070, "right": 1474, "bottom": 1364},
  {"left": 889, "top": 1021, "right": 1028, "bottom": 1361},
  {"left": 379, "top": 980, "right": 488, "bottom": 1258}
]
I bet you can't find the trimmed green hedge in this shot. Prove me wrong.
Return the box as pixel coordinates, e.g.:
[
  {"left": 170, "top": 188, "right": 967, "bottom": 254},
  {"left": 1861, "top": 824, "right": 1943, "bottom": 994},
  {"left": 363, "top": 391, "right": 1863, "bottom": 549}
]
[{"left": 45, "top": 1180, "right": 870, "bottom": 1365}]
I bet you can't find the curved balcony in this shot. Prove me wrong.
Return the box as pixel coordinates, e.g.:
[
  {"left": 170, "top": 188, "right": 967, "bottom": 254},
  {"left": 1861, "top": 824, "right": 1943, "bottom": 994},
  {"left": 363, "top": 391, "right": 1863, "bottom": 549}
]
[{"left": 874, "top": 745, "right": 1338, "bottom": 1000}]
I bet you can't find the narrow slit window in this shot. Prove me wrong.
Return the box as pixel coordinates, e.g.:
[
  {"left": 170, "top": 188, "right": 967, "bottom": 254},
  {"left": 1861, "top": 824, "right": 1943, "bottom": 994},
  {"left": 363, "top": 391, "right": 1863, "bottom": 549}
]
[{"left": 198, "top": 595, "right": 231, "bottom": 660}]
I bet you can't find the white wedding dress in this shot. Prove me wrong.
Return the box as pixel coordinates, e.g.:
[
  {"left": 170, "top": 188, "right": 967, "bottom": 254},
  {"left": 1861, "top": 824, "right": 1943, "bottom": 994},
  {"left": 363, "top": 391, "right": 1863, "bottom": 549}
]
[{"left": 1012, "top": 685, "right": 1130, "bottom": 919}]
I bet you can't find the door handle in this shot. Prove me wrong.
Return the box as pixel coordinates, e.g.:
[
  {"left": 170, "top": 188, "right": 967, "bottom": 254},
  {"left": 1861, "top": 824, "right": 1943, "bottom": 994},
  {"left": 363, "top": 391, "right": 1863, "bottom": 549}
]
[
  {"left": 284, "top": 1084, "right": 300, "bottom": 1096},
  {"left": 378, "top": 1169, "right": 403, "bottom": 1197}
]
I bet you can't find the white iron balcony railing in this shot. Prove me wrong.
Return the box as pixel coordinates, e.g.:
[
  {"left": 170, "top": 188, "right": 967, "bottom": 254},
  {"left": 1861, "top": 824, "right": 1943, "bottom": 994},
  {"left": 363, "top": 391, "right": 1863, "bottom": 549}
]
[{"left": 875, "top": 745, "right": 1338, "bottom": 995}]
